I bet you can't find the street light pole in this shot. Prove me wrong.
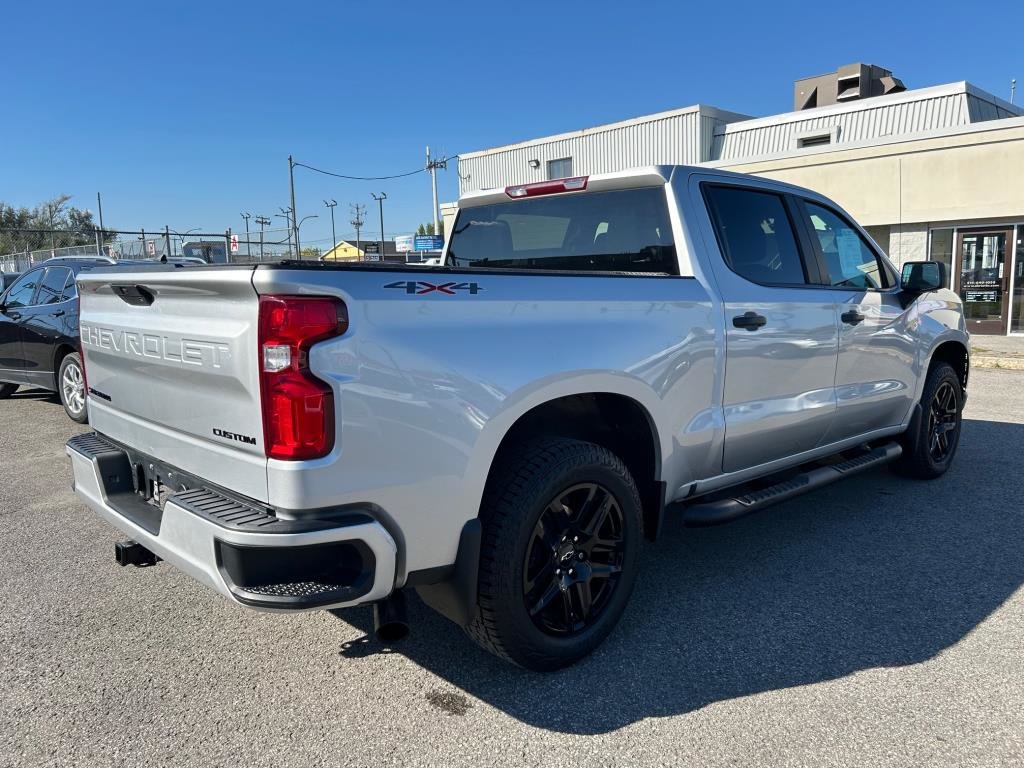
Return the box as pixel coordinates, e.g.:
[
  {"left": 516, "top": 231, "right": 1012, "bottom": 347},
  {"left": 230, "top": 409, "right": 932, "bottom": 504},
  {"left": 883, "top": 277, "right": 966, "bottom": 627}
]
[
  {"left": 240, "top": 212, "right": 252, "bottom": 258},
  {"left": 296, "top": 215, "right": 319, "bottom": 259},
  {"left": 371, "top": 192, "right": 387, "bottom": 263},
  {"left": 324, "top": 199, "right": 337, "bottom": 259}
]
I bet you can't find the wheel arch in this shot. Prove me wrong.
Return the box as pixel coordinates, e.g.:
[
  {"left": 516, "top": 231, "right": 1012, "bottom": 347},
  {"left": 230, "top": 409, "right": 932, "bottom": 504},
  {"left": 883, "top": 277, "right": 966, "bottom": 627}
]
[
  {"left": 927, "top": 338, "right": 970, "bottom": 390},
  {"left": 472, "top": 379, "right": 667, "bottom": 541},
  {"left": 51, "top": 343, "right": 79, "bottom": 390}
]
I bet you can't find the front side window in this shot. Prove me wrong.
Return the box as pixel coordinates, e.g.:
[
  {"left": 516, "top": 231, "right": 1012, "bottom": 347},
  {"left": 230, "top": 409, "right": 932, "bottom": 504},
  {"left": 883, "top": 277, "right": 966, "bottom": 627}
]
[
  {"left": 547, "top": 157, "right": 573, "bottom": 180},
  {"left": 2, "top": 269, "right": 43, "bottom": 308},
  {"left": 447, "top": 187, "right": 677, "bottom": 274},
  {"left": 704, "top": 185, "right": 807, "bottom": 286},
  {"left": 804, "top": 202, "right": 887, "bottom": 290},
  {"left": 36, "top": 267, "right": 71, "bottom": 305}
]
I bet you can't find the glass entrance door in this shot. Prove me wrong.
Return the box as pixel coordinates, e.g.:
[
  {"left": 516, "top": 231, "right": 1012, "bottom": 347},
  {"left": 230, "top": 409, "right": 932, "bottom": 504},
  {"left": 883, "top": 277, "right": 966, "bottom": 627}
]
[
  {"left": 1013, "top": 226, "right": 1024, "bottom": 334},
  {"left": 956, "top": 228, "right": 1011, "bottom": 335}
]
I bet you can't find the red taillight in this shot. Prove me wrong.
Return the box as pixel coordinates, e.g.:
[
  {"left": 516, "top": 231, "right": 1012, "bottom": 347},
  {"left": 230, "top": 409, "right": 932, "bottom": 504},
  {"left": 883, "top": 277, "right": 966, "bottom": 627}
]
[
  {"left": 505, "top": 176, "right": 588, "bottom": 198},
  {"left": 258, "top": 295, "right": 348, "bottom": 461}
]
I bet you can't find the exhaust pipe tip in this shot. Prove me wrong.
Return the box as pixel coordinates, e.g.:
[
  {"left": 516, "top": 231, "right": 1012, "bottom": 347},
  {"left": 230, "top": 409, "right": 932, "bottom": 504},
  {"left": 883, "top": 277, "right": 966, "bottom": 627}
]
[{"left": 373, "top": 590, "right": 410, "bottom": 644}]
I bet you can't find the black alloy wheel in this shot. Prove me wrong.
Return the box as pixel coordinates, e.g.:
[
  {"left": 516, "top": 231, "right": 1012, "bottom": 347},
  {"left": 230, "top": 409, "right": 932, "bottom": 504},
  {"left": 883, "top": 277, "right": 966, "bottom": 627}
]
[
  {"left": 927, "top": 380, "right": 959, "bottom": 463},
  {"left": 523, "top": 482, "right": 626, "bottom": 637}
]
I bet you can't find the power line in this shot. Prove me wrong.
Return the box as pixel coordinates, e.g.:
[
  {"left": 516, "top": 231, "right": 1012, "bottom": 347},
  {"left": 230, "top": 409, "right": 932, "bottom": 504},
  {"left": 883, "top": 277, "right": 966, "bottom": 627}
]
[{"left": 292, "top": 160, "right": 431, "bottom": 181}]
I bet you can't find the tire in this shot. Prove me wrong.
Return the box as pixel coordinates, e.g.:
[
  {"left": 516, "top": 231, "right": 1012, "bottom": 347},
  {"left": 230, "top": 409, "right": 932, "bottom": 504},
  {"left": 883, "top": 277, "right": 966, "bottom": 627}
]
[
  {"left": 57, "top": 352, "right": 88, "bottom": 424},
  {"left": 465, "top": 438, "right": 643, "bottom": 671},
  {"left": 896, "top": 362, "right": 963, "bottom": 479},
  {"left": 0, "top": 383, "right": 17, "bottom": 398}
]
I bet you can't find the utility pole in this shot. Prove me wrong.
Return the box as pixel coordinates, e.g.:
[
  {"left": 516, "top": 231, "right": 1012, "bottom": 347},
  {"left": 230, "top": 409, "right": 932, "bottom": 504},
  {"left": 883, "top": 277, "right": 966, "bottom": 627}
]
[
  {"left": 96, "top": 193, "right": 106, "bottom": 251},
  {"left": 276, "top": 207, "right": 294, "bottom": 258},
  {"left": 324, "top": 200, "right": 337, "bottom": 259},
  {"left": 350, "top": 203, "right": 366, "bottom": 259},
  {"left": 288, "top": 155, "right": 300, "bottom": 257},
  {"left": 426, "top": 146, "right": 445, "bottom": 236},
  {"left": 240, "top": 212, "right": 252, "bottom": 258},
  {"left": 371, "top": 193, "right": 387, "bottom": 263},
  {"left": 1012, "top": 79, "right": 1017, "bottom": 105},
  {"left": 255, "top": 215, "right": 271, "bottom": 261}
]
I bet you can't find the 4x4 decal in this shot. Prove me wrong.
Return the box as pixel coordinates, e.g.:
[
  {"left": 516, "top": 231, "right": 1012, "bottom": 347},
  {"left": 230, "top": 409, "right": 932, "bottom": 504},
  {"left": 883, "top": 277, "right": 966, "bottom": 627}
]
[{"left": 384, "top": 280, "right": 483, "bottom": 295}]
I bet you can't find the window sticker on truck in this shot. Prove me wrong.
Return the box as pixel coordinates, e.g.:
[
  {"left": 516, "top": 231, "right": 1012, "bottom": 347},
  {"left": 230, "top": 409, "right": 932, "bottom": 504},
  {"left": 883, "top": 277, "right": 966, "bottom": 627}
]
[{"left": 383, "top": 280, "right": 483, "bottom": 295}]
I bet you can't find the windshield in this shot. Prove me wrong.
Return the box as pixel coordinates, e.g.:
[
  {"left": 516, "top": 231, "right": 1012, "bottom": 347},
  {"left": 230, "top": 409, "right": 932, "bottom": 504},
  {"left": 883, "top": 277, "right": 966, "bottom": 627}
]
[{"left": 447, "top": 187, "right": 677, "bottom": 274}]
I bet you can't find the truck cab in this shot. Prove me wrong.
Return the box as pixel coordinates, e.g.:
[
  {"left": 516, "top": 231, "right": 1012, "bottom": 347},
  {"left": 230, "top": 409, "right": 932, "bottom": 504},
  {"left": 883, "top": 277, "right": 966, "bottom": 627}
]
[{"left": 64, "top": 166, "right": 967, "bottom": 670}]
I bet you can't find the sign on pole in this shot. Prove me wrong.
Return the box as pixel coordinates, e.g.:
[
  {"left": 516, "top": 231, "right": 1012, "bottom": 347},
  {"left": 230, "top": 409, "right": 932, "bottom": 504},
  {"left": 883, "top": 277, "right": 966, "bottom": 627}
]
[
  {"left": 230, "top": 234, "right": 239, "bottom": 253},
  {"left": 146, "top": 239, "right": 156, "bottom": 256},
  {"left": 413, "top": 235, "right": 444, "bottom": 251}
]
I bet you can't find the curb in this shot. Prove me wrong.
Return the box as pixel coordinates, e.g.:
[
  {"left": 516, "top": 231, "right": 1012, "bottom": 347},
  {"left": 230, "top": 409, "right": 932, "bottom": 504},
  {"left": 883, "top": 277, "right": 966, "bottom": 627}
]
[{"left": 972, "top": 356, "right": 1024, "bottom": 371}]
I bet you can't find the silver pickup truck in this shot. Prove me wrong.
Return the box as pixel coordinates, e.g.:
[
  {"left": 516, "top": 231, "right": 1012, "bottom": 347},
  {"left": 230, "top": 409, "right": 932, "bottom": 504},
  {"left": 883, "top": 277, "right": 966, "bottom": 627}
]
[{"left": 66, "top": 166, "right": 968, "bottom": 670}]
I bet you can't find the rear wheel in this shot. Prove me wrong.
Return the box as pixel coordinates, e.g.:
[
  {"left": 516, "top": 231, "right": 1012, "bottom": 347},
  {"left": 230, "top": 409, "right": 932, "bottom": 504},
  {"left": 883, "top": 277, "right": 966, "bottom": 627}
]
[
  {"left": 465, "top": 438, "right": 642, "bottom": 671},
  {"left": 896, "top": 362, "right": 962, "bottom": 479},
  {"left": 58, "top": 353, "right": 88, "bottom": 424},
  {"left": 0, "top": 383, "right": 17, "bottom": 398}
]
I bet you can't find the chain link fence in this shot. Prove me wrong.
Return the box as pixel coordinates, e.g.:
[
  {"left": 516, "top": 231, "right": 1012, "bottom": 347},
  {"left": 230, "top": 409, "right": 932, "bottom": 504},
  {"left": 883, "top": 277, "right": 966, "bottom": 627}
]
[{"left": 0, "top": 226, "right": 312, "bottom": 273}]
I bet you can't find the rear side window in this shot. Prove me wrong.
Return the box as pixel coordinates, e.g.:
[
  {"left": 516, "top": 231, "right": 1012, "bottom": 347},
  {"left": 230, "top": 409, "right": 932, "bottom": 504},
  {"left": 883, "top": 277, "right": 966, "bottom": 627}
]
[
  {"left": 447, "top": 187, "right": 678, "bottom": 274},
  {"left": 61, "top": 270, "right": 78, "bottom": 301},
  {"left": 704, "top": 186, "right": 807, "bottom": 286},
  {"left": 36, "top": 267, "right": 71, "bottom": 305},
  {"left": 803, "top": 202, "right": 888, "bottom": 289}
]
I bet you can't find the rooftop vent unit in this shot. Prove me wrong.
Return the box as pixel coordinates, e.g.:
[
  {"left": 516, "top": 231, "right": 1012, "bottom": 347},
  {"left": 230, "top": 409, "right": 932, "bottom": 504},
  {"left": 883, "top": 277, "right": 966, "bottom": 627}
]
[{"left": 794, "top": 63, "right": 906, "bottom": 111}]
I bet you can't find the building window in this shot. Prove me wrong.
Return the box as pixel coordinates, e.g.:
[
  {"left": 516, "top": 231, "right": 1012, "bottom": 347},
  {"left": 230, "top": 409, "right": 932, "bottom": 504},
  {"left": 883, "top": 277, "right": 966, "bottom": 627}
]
[{"left": 547, "top": 157, "right": 573, "bottom": 180}]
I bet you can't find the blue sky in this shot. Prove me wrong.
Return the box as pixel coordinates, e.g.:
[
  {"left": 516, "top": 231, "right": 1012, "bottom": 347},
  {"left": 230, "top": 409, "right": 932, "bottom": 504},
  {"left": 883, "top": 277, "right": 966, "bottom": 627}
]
[{"left": 3, "top": 0, "right": 1020, "bottom": 249}]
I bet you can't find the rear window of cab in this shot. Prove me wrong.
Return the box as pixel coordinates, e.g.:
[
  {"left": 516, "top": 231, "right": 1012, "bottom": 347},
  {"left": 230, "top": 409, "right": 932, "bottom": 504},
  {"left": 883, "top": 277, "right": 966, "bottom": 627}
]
[{"left": 447, "top": 187, "right": 678, "bottom": 274}]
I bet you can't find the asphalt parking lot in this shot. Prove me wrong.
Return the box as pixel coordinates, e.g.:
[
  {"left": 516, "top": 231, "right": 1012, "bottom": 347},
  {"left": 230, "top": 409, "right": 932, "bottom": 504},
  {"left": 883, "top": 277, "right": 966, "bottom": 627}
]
[{"left": 2, "top": 370, "right": 1022, "bottom": 768}]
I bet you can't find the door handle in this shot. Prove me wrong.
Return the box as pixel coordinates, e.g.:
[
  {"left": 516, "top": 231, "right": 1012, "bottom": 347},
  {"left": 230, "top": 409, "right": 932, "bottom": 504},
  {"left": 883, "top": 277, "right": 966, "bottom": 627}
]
[
  {"left": 732, "top": 311, "right": 767, "bottom": 331},
  {"left": 51, "top": 310, "right": 66, "bottom": 317},
  {"left": 841, "top": 310, "right": 865, "bottom": 325}
]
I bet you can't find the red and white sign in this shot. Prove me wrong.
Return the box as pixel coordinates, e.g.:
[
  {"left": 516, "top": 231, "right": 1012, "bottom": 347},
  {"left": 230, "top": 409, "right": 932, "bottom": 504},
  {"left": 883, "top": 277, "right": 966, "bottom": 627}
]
[
  {"left": 146, "top": 240, "right": 156, "bottom": 256},
  {"left": 230, "top": 234, "right": 239, "bottom": 253}
]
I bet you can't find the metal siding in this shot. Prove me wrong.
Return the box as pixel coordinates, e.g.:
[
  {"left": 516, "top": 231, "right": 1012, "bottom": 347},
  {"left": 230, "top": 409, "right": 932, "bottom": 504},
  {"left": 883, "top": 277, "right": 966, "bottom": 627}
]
[
  {"left": 458, "top": 110, "right": 704, "bottom": 194},
  {"left": 713, "top": 93, "right": 974, "bottom": 160}
]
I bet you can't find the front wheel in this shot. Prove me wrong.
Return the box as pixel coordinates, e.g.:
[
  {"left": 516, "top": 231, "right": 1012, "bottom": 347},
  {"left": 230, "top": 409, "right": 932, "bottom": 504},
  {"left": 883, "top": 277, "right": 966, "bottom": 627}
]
[
  {"left": 896, "top": 362, "right": 963, "bottom": 479},
  {"left": 465, "top": 438, "right": 642, "bottom": 671},
  {"left": 58, "top": 353, "right": 88, "bottom": 424}
]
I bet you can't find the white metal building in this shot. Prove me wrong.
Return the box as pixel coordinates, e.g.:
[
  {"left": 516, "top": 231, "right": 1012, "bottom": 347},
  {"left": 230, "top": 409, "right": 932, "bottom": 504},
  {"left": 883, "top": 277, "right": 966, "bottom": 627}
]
[{"left": 452, "top": 74, "right": 1024, "bottom": 335}]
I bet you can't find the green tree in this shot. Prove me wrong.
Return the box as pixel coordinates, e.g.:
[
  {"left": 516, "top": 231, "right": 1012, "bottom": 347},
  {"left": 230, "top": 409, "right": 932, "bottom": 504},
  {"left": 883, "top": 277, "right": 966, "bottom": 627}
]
[
  {"left": 415, "top": 221, "right": 444, "bottom": 237},
  {"left": 0, "top": 195, "right": 115, "bottom": 255}
]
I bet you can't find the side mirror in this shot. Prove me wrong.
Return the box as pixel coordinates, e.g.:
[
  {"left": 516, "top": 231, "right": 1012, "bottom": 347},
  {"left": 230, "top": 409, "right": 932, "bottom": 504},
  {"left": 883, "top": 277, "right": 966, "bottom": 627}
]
[{"left": 901, "top": 261, "right": 946, "bottom": 294}]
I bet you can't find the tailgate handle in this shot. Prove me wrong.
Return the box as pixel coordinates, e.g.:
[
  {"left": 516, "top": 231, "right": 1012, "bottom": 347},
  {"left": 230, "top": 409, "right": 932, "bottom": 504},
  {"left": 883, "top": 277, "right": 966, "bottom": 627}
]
[{"left": 113, "top": 284, "right": 156, "bottom": 306}]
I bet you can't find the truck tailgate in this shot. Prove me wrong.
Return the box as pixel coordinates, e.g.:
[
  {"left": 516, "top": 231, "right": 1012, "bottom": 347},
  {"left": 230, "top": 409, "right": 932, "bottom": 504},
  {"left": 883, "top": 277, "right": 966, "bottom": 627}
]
[{"left": 77, "top": 266, "right": 269, "bottom": 502}]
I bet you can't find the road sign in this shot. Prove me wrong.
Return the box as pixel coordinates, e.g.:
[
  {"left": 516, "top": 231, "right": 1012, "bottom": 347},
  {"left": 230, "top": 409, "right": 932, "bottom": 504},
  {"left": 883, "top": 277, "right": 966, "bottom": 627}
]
[
  {"left": 230, "top": 234, "right": 239, "bottom": 253},
  {"left": 146, "top": 240, "right": 156, "bottom": 256},
  {"left": 414, "top": 235, "right": 444, "bottom": 251},
  {"left": 395, "top": 235, "right": 414, "bottom": 253}
]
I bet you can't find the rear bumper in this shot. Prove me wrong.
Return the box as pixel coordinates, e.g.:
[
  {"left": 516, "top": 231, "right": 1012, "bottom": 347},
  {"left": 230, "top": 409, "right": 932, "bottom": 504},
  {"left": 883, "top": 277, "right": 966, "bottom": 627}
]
[{"left": 66, "top": 432, "right": 398, "bottom": 611}]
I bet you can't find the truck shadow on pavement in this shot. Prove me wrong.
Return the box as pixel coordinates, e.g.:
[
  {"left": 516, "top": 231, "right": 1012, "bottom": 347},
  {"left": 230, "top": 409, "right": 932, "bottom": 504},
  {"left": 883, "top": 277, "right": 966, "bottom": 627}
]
[{"left": 333, "top": 418, "right": 1024, "bottom": 734}]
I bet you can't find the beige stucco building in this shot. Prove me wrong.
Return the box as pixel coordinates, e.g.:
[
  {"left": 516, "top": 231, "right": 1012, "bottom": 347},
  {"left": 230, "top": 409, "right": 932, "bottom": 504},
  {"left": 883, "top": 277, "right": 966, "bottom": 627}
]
[{"left": 451, "top": 69, "right": 1024, "bottom": 335}]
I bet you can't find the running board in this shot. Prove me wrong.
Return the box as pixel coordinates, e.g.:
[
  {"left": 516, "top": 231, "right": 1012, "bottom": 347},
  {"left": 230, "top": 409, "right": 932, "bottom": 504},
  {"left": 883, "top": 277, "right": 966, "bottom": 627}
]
[{"left": 679, "top": 442, "right": 903, "bottom": 527}]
